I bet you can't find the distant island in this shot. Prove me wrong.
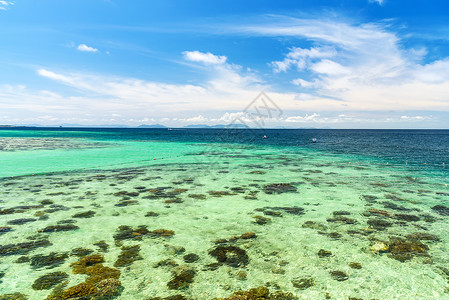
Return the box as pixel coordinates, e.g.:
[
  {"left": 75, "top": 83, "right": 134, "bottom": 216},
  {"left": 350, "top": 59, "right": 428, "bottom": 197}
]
[{"left": 0, "top": 123, "right": 331, "bottom": 129}]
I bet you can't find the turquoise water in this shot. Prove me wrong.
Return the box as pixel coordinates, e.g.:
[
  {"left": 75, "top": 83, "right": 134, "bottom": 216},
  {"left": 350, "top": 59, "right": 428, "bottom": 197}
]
[{"left": 0, "top": 128, "right": 448, "bottom": 299}]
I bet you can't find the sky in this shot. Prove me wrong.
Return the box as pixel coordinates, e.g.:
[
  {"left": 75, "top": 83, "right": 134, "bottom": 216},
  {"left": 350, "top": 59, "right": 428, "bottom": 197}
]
[{"left": 1, "top": 0, "right": 449, "bottom": 128}]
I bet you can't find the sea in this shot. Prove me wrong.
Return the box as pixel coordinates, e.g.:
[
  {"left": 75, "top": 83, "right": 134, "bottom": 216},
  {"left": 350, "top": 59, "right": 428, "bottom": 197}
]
[{"left": 0, "top": 128, "right": 448, "bottom": 299}]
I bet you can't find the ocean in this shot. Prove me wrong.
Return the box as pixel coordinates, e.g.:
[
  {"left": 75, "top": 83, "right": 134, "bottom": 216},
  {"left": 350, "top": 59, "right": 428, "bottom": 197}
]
[{"left": 0, "top": 128, "right": 448, "bottom": 299}]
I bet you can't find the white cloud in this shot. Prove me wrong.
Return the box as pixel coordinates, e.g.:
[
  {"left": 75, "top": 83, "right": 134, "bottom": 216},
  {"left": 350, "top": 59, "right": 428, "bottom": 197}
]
[
  {"left": 0, "top": 1, "right": 13, "bottom": 10},
  {"left": 237, "top": 16, "right": 449, "bottom": 111},
  {"left": 77, "top": 44, "right": 99, "bottom": 53},
  {"left": 183, "top": 51, "right": 227, "bottom": 65},
  {"left": 285, "top": 113, "right": 320, "bottom": 122},
  {"left": 272, "top": 46, "right": 336, "bottom": 73}
]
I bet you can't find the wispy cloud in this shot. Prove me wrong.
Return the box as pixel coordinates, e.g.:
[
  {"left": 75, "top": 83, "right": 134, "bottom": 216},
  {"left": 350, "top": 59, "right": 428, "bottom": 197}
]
[
  {"left": 77, "top": 44, "right": 99, "bottom": 53},
  {"left": 231, "top": 15, "right": 449, "bottom": 111},
  {"left": 369, "top": 0, "right": 384, "bottom": 5},
  {"left": 0, "top": 1, "right": 14, "bottom": 10}
]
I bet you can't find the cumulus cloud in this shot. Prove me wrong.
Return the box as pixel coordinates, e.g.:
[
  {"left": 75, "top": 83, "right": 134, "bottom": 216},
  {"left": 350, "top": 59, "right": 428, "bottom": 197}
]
[
  {"left": 77, "top": 44, "right": 99, "bottom": 53},
  {"left": 183, "top": 51, "right": 227, "bottom": 65}
]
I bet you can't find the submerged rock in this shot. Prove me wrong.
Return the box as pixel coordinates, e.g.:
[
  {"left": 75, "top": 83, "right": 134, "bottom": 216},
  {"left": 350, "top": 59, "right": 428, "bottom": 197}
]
[
  {"left": 31, "top": 271, "right": 68, "bottom": 290},
  {"left": 183, "top": 253, "right": 200, "bottom": 263},
  {"left": 330, "top": 270, "right": 349, "bottom": 281},
  {"left": 209, "top": 246, "right": 249, "bottom": 268},
  {"left": 252, "top": 215, "right": 271, "bottom": 225},
  {"left": 240, "top": 232, "right": 257, "bottom": 239},
  {"left": 349, "top": 262, "right": 362, "bottom": 269},
  {"left": 145, "top": 211, "right": 160, "bottom": 217},
  {"left": 317, "top": 249, "right": 332, "bottom": 258}
]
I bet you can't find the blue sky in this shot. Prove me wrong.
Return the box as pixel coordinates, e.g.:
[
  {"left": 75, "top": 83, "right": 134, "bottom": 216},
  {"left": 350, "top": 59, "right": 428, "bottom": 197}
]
[{"left": 1, "top": 0, "right": 449, "bottom": 128}]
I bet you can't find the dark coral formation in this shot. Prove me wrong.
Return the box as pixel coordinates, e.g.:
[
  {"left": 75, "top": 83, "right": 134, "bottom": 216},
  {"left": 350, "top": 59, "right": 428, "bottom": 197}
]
[
  {"left": 38, "top": 225, "right": 79, "bottom": 233},
  {"left": 252, "top": 215, "right": 271, "bottom": 225},
  {"left": 113, "top": 225, "right": 174, "bottom": 242},
  {"left": 215, "top": 232, "right": 257, "bottom": 244},
  {"left": 366, "top": 218, "right": 392, "bottom": 230},
  {"left": 72, "top": 210, "right": 96, "bottom": 218},
  {"left": 327, "top": 216, "right": 357, "bottom": 224},
  {"left": 215, "top": 286, "right": 297, "bottom": 300},
  {"left": 432, "top": 205, "right": 449, "bottom": 216},
  {"left": 0, "top": 293, "right": 28, "bottom": 300},
  {"left": 291, "top": 277, "right": 315, "bottom": 290},
  {"left": 51, "top": 254, "right": 122, "bottom": 299},
  {"left": 70, "top": 254, "right": 105, "bottom": 274},
  {"left": 386, "top": 238, "right": 429, "bottom": 262},
  {"left": 31, "top": 271, "right": 68, "bottom": 290},
  {"left": 70, "top": 248, "right": 94, "bottom": 257},
  {"left": 258, "top": 206, "right": 305, "bottom": 216},
  {"left": 0, "top": 227, "right": 12, "bottom": 234},
  {"left": 93, "top": 241, "right": 109, "bottom": 252},
  {"left": 370, "top": 237, "right": 430, "bottom": 262},
  {"left": 0, "top": 240, "right": 51, "bottom": 256},
  {"left": 114, "top": 245, "right": 142, "bottom": 268},
  {"left": 30, "top": 252, "right": 69, "bottom": 269},
  {"left": 167, "top": 267, "right": 196, "bottom": 290},
  {"left": 263, "top": 183, "right": 297, "bottom": 194},
  {"left": 209, "top": 246, "right": 249, "bottom": 268},
  {"left": 149, "top": 295, "right": 187, "bottom": 300},
  {"left": 7, "top": 218, "right": 37, "bottom": 225}
]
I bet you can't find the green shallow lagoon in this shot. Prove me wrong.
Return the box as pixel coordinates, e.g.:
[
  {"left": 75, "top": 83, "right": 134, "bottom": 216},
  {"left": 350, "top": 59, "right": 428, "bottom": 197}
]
[{"left": 0, "top": 129, "right": 448, "bottom": 299}]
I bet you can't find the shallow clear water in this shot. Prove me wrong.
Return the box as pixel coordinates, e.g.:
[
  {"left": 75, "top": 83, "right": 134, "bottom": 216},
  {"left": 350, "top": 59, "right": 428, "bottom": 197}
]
[{"left": 0, "top": 128, "right": 448, "bottom": 299}]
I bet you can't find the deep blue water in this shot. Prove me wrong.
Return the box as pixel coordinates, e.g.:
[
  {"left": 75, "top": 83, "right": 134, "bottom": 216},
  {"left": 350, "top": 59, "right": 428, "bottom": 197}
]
[{"left": 1, "top": 127, "right": 449, "bottom": 169}]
